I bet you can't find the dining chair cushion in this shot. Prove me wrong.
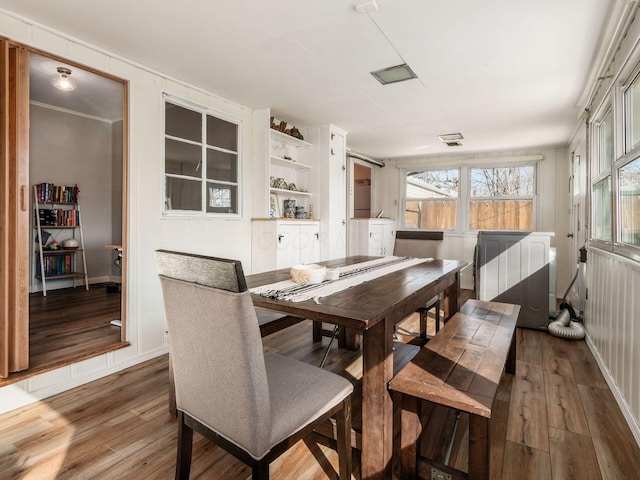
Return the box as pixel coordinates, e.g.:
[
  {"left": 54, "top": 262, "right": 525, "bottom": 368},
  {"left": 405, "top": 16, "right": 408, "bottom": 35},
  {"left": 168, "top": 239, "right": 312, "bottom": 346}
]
[{"left": 264, "top": 352, "right": 353, "bottom": 448}]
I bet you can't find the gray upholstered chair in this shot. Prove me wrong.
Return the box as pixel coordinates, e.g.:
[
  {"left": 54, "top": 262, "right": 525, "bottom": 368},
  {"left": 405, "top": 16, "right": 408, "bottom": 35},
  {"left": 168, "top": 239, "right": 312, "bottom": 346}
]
[
  {"left": 155, "top": 250, "right": 353, "bottom": 480},
  {"left": 393, "top": 231, "right": 444, "bottom": 338}
]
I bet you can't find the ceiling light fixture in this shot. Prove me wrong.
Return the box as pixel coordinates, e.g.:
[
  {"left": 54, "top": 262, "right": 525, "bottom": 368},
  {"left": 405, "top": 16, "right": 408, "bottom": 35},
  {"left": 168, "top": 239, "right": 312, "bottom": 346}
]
[
  {"left": 371, "top": 63, "right": 418, "bottom": 85},
  {"left": 53, "top": 66, "right": 75, "bottom": 91},
  {"left": 438, "top": 132, "right": 464, "bottom": 147}
]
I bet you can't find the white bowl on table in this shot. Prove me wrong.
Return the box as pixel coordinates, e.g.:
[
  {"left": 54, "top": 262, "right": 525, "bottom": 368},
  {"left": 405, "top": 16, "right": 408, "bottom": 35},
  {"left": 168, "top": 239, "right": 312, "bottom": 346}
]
[{"left": 290, "top": 264, "right": 327, "bottom": 284}]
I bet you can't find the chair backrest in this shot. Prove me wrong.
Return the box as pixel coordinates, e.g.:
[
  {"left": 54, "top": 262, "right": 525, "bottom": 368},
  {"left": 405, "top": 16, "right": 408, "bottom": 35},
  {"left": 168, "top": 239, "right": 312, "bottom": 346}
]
[
  {"left": 393, "top": 230, "right": 444, "bottom": 259},
  {"left": 155, "top": 250, "right": 271, "bottom": 458},
  {"left": 155, "top": 249, "right": 247, "bottom": 292}
]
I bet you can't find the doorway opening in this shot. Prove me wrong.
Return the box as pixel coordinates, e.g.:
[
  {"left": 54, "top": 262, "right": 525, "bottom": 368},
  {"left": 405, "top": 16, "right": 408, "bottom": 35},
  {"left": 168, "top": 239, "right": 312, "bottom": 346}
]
[
  {"left": 353, "top": 162, "right": 373, "bottom": 218},
  {"left": 0, "top": 47, "right": 129, "bottom": 385}
]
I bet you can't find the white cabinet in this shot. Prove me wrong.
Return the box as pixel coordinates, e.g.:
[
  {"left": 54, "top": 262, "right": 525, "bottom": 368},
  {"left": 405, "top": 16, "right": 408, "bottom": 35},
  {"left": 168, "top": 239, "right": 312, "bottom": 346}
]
[
  {"left": 311, "top": 124, "right": 348, "bottom": 261},
  {"left": 252, "top": 108, "right": 314, "bottom": 219},
  {"left": 349, "top": 218, "right": 396, "bottom": 256},
  {"left": 251, "top": 220, "right": 320, "bottom": 273}
]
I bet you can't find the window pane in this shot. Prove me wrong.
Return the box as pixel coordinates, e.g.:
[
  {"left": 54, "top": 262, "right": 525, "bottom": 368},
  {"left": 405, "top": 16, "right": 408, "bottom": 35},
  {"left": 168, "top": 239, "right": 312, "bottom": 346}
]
[
  {"left": 207, "top": 115, "right": 237, "bottom": 151},
  {"left": 165, "top": 177, "right": 201, "bottom": 211},
  {"left": 206, "top": 149, "right": 237, "bottom": 182},
  {"left": 470, "top": 166, "right": 534, "bottom": 197},
  {"left": 469, "top": 199, "right": 533, "bottom": 230},
  {"left": 405, "top": 169, "right": 459, "bottom": 229},
  {"left": 619, "top": 158, "right": 640, "bottom": 246},
  {"left": 165, "top": 103, "right": 202, "bottom": 142},
  {"left": 593, "top": 177, "right": 612, "bottom": 241},
  {"left": 598, "top": 111, "right": 613, "bottom": 174},
  {"left": 404, "top": 199, "right": 457, "bottom": 229},
  {"left": 207, "top": 183, "right": 237, "bottom": 214},
  {"left": 165, "top": 139, "right": 202, "bottom": 177}
]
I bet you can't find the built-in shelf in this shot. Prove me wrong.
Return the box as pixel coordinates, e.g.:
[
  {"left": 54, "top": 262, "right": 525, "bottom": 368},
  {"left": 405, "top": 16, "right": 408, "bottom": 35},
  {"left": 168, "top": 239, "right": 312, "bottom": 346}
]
[
  {"left": 270, "top": 128, "right": 312, "bottom": 147},
  {"left": 270, "top": 188, "right": 312, "bottom": 197},
  {"left": 269, "top": 155, "right": 312, "bottom": 170}
]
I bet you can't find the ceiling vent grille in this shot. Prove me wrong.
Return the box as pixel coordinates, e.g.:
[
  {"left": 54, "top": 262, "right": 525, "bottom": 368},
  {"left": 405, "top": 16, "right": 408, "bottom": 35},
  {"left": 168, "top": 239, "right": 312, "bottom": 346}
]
[{"left": 438, "top": 132, "right": 464, "bottom": 147}]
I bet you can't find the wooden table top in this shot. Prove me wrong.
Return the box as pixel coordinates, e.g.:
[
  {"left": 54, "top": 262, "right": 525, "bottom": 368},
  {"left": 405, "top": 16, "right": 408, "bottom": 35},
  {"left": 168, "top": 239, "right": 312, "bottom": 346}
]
[{"left": 246, "top": 256, "right": 469, "bottom": 331}]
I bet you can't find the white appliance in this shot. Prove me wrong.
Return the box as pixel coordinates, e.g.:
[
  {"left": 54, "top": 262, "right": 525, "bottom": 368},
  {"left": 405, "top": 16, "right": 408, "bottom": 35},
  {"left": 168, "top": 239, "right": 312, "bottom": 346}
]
[{"left": 475, "top": 231, "right": 556, "bottom": 330}]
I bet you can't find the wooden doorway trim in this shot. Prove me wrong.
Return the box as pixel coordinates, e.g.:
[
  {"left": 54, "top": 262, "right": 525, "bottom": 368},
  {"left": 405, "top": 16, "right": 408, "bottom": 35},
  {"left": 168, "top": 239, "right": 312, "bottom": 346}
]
[{"left": 0, "top": 40, "right": 30, "bottom": 377}]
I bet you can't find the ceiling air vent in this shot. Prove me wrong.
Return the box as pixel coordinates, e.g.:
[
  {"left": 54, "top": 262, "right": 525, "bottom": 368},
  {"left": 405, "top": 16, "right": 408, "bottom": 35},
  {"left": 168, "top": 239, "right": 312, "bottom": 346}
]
[{"left": 438, "top": 133, "right": 463, "bottom": 147}]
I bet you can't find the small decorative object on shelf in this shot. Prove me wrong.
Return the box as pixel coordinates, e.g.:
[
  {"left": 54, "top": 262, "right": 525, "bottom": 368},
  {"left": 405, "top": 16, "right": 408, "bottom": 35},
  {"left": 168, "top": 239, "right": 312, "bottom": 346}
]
[{"left": 289, "top": 127, "right": 304, "bottom": 141}]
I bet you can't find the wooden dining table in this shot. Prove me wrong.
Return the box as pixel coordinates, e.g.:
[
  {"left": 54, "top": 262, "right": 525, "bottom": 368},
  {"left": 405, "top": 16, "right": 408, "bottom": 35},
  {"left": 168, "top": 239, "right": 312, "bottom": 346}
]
[{"left": 246, "top": 255, "right": 469, "bottom": 480}]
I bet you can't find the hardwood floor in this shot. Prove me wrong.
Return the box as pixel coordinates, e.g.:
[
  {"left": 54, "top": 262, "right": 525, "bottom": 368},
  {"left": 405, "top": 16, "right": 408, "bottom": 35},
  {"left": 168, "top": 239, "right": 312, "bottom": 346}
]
[
  {"left": 1, "top": 299, "right": 640, "bottom": 479},
  {"left": 0, "top": 285, "right": 127, "bottom": 387}
]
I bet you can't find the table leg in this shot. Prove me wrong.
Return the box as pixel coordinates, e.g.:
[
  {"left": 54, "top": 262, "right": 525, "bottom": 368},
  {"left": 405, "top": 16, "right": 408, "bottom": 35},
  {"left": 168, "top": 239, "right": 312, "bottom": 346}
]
[
  {"left": 361, "top": 317, "right": 393, "bottom": 479},
  {"left": 442, "top": 271, "right": 461, "bottom": 320}
]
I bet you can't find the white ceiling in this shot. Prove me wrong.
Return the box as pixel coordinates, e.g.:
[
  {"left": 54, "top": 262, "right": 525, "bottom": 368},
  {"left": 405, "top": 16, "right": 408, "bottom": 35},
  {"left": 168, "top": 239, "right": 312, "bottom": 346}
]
[{"left": 0, "top": 0, "right": 619, "bottom": 160}]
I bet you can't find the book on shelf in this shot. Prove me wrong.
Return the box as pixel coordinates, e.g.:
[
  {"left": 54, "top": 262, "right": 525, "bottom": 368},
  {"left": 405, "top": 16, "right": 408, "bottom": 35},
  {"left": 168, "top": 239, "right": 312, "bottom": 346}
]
[
  {"left": 35, "top": 208, "right": 78, "bottom": 226},
  {"left": 35, "top": 183, "right": 79, "bottom": 204},
  {"left": 37, "top": 253, "right": 73, "bottom": 277}
]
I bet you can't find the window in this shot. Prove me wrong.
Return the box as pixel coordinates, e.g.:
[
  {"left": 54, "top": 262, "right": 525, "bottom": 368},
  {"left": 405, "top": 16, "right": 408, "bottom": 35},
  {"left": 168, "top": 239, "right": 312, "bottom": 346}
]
[
  {"left": 626, "top": 73, "right": 640, "bottom": 152},
  {"left": 403, "top": 163, "right": 537, "bottom": 232},
  {"left": 597, "top": 110, "right": 613, "bottom": 174},
  {"left": 619, "top": 158, "right": 640, "bottom": 247},
  {"left": 469, "top": 166, "right": 535, "bottom": 230},
  {"left": 593, "top": 177, "right": 612, "bottom": 241},
  {"left": 404, "top": 169, "right": 459, "bottom": 229},
  {"left": 164, "top": 96, "right": 240, "bottom": 215}
]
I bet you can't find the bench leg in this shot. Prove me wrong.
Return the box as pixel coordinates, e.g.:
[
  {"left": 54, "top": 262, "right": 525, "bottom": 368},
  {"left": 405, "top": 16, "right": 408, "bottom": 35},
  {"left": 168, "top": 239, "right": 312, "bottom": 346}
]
[
  {"left": 392, "top": 392, "right": 422, "bottom": 480},
  {"left": 468, "top": 415, "right": 489, "bottom": 480}
]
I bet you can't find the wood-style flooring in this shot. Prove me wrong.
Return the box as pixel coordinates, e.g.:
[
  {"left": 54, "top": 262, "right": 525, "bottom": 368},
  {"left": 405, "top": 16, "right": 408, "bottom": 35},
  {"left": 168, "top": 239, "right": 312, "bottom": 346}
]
[
  {"left": 0, "top": 285, "right": 127, "bottom": 387},
  {"left": 1, "top": 298, "right": 640, "bottom": 479}
]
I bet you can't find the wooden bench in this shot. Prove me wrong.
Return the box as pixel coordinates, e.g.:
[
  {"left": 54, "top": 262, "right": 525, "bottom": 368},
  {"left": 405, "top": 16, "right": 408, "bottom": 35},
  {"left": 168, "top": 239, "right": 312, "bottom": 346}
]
[{"left": 388, "top": 299, "right": 520, "bottom": 480}]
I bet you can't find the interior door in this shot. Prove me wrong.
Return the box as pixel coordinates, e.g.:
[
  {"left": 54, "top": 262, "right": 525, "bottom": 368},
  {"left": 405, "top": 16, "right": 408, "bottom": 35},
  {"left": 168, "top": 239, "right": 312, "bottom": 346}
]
[{"left": 0, "top": 41, "right": 30, "bottom": 377}]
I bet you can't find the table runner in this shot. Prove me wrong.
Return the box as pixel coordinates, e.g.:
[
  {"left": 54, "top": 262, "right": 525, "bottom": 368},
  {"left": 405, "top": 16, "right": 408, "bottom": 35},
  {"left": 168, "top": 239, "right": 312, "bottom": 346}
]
[{"left": 250, "top": 256, "right": 430, "bottom": 303}]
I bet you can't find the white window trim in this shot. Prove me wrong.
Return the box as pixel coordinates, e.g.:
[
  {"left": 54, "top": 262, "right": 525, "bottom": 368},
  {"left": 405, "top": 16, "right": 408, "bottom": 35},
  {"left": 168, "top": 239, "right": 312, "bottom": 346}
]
[{"left": 162, "top": 93, "right": 243, "bottom": 218}]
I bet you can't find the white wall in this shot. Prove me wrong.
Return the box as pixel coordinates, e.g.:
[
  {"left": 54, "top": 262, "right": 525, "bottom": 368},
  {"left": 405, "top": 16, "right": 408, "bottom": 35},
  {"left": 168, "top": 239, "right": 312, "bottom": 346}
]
[
  {"left": 0, "top": 11, "right": 254, "bottom": 414},
  {"left": 374, "top": 147, "right": 572, "bottom": 294},
  {"left": 29, "top": 104, "right": 114, "bottom": 289}
]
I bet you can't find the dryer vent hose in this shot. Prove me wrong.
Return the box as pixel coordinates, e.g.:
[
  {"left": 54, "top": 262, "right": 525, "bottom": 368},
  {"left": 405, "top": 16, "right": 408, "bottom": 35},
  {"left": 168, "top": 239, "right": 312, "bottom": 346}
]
[{"left": 548, "top": 309, "right": 585, "bottom": 340}]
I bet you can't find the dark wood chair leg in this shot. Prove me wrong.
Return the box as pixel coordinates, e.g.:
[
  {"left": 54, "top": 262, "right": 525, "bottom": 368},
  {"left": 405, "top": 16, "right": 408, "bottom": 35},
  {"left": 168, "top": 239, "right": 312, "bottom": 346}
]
[
  {"left": 253, "top": 460, "right": 270, "bottom": 479},
  {"left": 176, "top": 411, "right": 193, "bottom": 480},
  {"left": 434, "top": 299, "right": 441, "bottom": 333},
  {"left": 336, "top": 397, "right": 352, "bottom": 479},
  {"left": 169, "top": 356, "right": 177, "bottom": 417}
]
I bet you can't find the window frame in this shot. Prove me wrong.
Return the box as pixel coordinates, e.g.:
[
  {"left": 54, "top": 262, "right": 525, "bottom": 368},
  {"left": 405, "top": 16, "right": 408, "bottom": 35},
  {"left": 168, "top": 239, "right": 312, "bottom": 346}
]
[
  {"left": 162, "top": 94, "right": 242, "bottom": 218},
  {"left": 400, "top": 160, "right": 539, "bottom": 233},
  {"left": 588, "top": 69, "right": 640, "bottom": 262}
]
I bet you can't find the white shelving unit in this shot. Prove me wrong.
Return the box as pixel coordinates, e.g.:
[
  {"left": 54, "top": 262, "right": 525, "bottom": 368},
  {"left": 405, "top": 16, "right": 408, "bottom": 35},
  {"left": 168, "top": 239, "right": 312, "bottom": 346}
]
[
  {"left": 252, "top": 108, "right": 315, "bottom": 219},
  {"left": 33, "top": 184, "right": 89, "bottom": 296}
]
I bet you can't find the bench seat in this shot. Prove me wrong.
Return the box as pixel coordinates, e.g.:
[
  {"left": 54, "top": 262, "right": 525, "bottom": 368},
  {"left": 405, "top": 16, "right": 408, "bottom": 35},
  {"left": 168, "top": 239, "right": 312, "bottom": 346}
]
[{"left": 389, "top": 299, "right": 520, "bottom": 480}]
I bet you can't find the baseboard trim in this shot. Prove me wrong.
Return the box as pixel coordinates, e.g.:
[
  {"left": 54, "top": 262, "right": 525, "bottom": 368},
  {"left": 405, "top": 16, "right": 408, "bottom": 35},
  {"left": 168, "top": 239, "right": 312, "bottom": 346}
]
[{"left": 585, "top": 334, "right": 640, "bottom": 449}]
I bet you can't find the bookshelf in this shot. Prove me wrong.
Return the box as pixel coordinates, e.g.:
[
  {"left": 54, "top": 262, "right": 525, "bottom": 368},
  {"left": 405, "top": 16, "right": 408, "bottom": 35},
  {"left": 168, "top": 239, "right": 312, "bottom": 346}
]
[{"left": 33, "top": 183, "right": 89, "bottom": 296}]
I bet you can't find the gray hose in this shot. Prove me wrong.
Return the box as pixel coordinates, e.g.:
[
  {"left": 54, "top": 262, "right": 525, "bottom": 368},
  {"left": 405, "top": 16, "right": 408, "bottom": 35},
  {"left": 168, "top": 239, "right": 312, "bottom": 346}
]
[{"left": 548, "top": 309, "right": 585, "bottom": 340}]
